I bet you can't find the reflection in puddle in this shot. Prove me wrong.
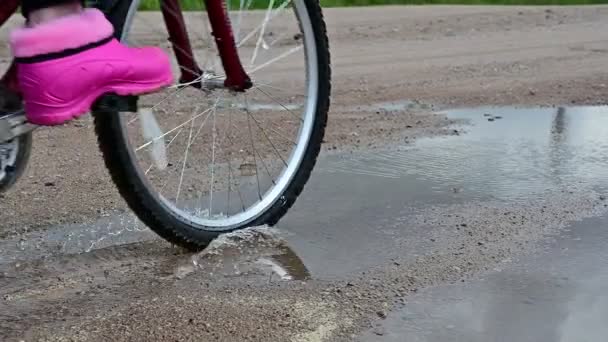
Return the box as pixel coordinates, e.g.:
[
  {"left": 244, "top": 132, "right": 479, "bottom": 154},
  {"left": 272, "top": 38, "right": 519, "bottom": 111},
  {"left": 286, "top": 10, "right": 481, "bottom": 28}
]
[
  {"left": 8, "top": 105, "right": 608, "bottom": 286},
  {"left": 259, "top": 245, "right": 311, "bottom": 281},
  {"left": 559, "top": 274, "right": 608, "bottom": 342},
  {"left": 321, "top": 106, "right": 608, "bottom": 202},
  {"left": 364, "top": 219, "right": 608, "bottom": 342}
]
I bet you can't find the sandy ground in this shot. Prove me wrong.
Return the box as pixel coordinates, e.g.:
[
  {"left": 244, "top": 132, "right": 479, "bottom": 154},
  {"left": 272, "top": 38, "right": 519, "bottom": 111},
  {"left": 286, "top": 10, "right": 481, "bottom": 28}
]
[
  {"left": 2, "top": 5, "right": 608, "bottom": 342},
  {"left": 2, "top": 5, "right": 608, "bottom": 234},
  {"left": 4, "top": 189, "right": 607, "bottom": 342}
]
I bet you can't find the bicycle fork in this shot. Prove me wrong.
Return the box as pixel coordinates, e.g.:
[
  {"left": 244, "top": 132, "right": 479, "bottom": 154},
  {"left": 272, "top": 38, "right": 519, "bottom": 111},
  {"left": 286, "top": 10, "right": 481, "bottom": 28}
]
[{"left": 161, "top": 0, "right": 252, "bottom": 91}]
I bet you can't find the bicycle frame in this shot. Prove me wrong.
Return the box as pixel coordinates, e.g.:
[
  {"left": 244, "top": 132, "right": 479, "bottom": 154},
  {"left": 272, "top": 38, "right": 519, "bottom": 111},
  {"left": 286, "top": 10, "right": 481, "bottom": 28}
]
[{"left": 0, "top": 0, "right": 252, "bottom": 93}]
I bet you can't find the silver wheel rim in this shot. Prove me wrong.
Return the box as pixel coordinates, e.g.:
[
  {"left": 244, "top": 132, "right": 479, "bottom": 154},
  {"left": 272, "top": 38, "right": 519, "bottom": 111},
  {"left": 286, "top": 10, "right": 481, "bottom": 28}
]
[{"left": 119, "top": 0, "right": 319, "bottom": 230}]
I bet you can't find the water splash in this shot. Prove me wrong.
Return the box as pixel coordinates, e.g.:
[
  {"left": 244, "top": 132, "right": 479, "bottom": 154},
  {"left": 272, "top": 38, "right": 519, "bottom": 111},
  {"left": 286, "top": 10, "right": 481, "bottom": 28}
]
[{"left": 168, "top": 226, "right": 310, "bottom": 281}]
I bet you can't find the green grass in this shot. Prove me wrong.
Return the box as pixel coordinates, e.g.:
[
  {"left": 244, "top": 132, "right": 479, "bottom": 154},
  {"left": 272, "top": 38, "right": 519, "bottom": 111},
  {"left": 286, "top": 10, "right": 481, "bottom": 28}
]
[
  {"left": 321, "top": 0, "right": 608, "bottom": 5},
  {"left": 138, "top": 0, "right": 608, "bottom": 11}
]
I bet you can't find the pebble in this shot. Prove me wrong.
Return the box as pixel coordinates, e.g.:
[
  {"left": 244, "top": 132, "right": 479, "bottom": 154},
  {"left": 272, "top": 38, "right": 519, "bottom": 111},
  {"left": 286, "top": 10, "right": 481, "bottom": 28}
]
[{"left": 372, "top": 325, "right": 386, "bottom": 336}]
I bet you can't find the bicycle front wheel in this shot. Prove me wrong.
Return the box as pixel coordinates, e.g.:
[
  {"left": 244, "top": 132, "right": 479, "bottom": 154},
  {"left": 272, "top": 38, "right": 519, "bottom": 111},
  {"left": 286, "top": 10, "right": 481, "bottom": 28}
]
[{"left": 94, "top": 0, "right": 330, "bottom": 249}]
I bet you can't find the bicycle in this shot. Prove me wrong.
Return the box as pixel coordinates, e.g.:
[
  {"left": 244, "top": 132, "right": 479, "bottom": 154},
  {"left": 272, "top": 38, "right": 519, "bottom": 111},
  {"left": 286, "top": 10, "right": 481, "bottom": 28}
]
[{"left": 0, "top": 0, "right": 330, "bottom": 249}]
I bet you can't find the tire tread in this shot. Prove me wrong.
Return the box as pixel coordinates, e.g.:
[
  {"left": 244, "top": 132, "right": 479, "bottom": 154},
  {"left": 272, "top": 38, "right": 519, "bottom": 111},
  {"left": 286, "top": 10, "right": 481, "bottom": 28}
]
[{"left": 94, "top": 0, "right": 330, "bottom": 250}]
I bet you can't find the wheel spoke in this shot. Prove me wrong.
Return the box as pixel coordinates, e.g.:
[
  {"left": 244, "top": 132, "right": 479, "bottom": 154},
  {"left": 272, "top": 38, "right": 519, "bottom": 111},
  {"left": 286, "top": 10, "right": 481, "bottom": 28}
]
[
  {"left": 176, "top": 110, "right": 197, "bottom": 203},
  {"left": 127, "top": 85, "right": 193, "bottom": 126},
  {"left": 118, "top": 0, "right": 324, "bottom": 231},
  {"left": 158, "top": 103, "right": 219, "bottom": 195},
  {"left": 254, "top": 145, "right": 276, "bottom": 186},
  {"left": 168, "top": 75, "right": 204, "bottom": 89},
  {"left": 254, "top": 86, "right": 303, "bottom": 122},
  {"left": 248, "top": 44, "right": 303, "bottom": 74},
  {"left": 216, "top": 117, "right": 248, "bottom": 213},
  {"left": 234, "top": 0, "right": 255, "bottom": 42},
  {"left": 209, "top": 104, "right": 218, "bottom": 214},
  {"left": 244, "top": 106, "right": 288, "bottom": 167},
  {"left": 267, "top": 31, "right": 290, "bottom": 47},
  {"left": 254, "top": 81, "right": 305, "bottom": 96},
  {"left": 237, "top": 0, "right": 292, "bottom": 48},
  {"left": 250, "top": 0, "right": 276, "bottom": 67},
  {"left": 129, "top": 9, "right": 206, "bottom": 76},
  {"left": 189, "top": 98, "right": 223, "bottom": 148},
  {"left": 258, "top": 121, "right": 297, "bottom": 146},
  {"left": 132, "top": 2, "right": 219, "bottom": 87},
  {"left": 160, "top": 1, "right": 212, "bottom": 53},
  {"left": 245, "top": 96, "right": 263, "bottom": 200},
  {"left": 136, "top": 105, "right": 214, "bottom": 151},
  {"left": 145, "top": 127, "right": 184, "bottom": 175},
  {"left": 225, "top": 106, "right": 234, "bottom": 214},
  {"left": 169, "top": 41, "right": 206, "bottom": 75},
  {"left": 228, "top": 154, "right": 247, "bottom": 212}
]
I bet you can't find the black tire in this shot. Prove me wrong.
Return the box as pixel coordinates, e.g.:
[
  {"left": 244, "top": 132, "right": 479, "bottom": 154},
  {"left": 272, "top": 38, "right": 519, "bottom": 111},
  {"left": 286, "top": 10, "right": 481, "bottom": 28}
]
[
  {"left": 0, "top": 83, "right": 32, "bottom": 193},
  {"left": 0, "top": 134, "right": 32, "bottom": 193},
  {"left": 93, "top": 0, "right": 330, "bottom": 250}
]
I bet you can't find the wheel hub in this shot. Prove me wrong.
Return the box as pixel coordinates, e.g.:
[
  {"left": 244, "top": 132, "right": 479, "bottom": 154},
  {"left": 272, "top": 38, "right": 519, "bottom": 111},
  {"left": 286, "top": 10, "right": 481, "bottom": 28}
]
[{"left": 181, "top": 71, "right": 234, "bottom": 92}]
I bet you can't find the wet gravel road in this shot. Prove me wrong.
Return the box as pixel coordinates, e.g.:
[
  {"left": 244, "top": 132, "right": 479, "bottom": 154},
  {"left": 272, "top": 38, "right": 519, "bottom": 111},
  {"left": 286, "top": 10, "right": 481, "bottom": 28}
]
[
  {"left": 4, "top": 106, "right": 608, "bottom": 341},
  {"left": 3, "top": 5, "right": 608, "bottom": 342},
  {"left": 359, "top": 215, "right": 608, "bottom": 342}
]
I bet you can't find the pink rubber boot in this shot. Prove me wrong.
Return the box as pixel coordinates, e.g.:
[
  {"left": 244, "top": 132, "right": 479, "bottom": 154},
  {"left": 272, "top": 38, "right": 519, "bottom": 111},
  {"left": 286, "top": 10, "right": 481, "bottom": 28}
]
[{"left": 10, "top": 9, "right": 173, "bottom": 126}]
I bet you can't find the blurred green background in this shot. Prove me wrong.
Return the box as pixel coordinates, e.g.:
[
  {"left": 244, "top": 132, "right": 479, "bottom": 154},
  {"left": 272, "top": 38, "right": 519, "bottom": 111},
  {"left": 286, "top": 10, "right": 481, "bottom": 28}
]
[{"left": 139, "top": 0, "right": 608, "bottom": 11}]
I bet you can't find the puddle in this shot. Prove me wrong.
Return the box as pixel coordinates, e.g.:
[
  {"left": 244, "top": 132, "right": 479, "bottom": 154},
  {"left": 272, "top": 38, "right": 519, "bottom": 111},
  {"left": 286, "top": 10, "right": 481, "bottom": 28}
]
[
  {"left": 344, "top": 99, "right": 435, "bottom": 113},
  {"left": 5, "top": 105, "right": 608, "bottom": 282},
  {"left": 0, "top": 212, "right": 155, "bottom": 266},
  {"left": 359, "top": 214, "right": 608, "bottom": 342},
  {"left": 320, "top": 105, "right": 608, "bottom": 202},
  {"left": 0, "top": 227, "right": 311, "bottom": 340},
  {"left": 178, "top": 226, "right": 310, "bottom": 281},
  {"left": 6, "top": 104, "right": 608, "bottom": 340},
  {"left": 0, "top": 227, "right": 308, "bottom": 304}
]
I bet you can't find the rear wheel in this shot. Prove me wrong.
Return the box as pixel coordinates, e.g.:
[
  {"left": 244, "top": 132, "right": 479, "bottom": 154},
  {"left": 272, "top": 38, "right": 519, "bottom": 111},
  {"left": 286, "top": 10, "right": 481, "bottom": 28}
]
[
  {"left": 0, "top": 134, "right": 31, "bottom": 193},
  {"left": 0, "top": 85, "right": 32, "bottom": 193},
  {"left": 94, "top": 0, "right": 330, "bottom": 249}
]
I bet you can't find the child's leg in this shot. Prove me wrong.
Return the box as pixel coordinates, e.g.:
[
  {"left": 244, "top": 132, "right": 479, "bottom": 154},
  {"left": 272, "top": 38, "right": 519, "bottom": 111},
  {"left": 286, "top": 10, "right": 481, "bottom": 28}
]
[{"left": 11, "top": 2, "right": 173, "bottom": 126}]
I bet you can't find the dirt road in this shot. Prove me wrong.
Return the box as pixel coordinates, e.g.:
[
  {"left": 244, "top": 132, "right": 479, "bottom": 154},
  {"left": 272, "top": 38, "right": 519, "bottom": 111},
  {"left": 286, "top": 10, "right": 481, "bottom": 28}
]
[
  {"left": 2, "top": 5, "right": 608, "bottom": 342},
  {"left": 2, "top": 5, "right": 608, "bottom": 233}
]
